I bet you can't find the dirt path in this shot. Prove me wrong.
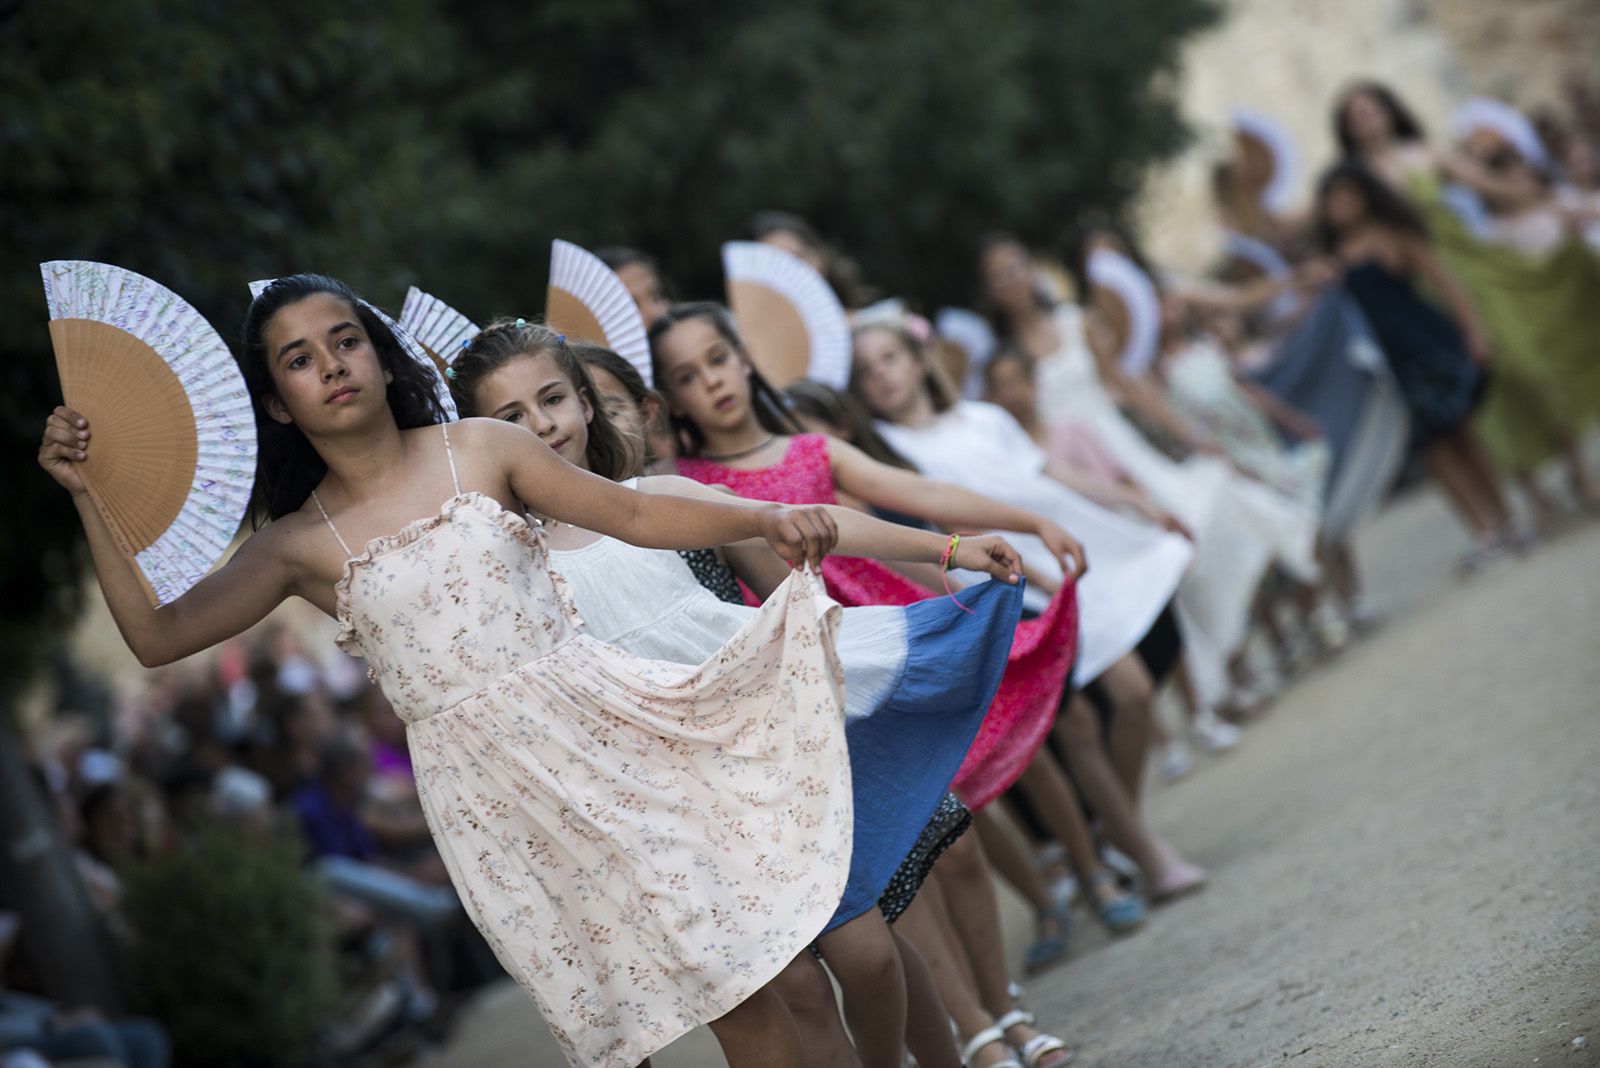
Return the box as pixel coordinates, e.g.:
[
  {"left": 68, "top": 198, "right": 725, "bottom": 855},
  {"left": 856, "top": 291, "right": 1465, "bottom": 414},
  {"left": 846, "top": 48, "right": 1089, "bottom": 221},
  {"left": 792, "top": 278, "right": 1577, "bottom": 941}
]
[{"left": 432, "top": 488, "right": 1600, "bottom": 1067}]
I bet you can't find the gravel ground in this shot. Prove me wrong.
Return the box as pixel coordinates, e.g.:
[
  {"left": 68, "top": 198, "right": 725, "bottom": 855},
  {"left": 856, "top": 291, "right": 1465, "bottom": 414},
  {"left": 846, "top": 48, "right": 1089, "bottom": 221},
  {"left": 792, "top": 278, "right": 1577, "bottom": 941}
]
[{"left": 429, "top": 485, "right": 1600, "bottom": 1067}]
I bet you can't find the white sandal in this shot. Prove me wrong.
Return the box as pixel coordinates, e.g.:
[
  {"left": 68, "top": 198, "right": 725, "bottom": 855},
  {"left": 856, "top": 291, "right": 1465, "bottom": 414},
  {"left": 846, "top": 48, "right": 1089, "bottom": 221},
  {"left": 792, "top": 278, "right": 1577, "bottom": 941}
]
[
  {"left": 960, "top": 1024, "right": 1023, "bottom": 1068},
  {"left": 995, "top": 1007, "right": 1074, "bottom": 1067}
]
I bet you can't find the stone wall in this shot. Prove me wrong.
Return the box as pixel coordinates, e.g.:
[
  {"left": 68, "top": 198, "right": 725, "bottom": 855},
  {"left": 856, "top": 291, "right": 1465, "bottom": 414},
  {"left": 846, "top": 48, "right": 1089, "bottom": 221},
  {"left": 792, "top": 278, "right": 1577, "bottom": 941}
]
[{"left": 1134, "top": 0, "right": 1600, "bottom": 272}]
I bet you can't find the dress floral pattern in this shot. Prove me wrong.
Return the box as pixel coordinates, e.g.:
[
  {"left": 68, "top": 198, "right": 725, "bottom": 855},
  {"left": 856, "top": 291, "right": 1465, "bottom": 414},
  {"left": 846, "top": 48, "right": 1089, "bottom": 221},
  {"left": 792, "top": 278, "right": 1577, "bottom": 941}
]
[
  {"left": 677, "top": 434, "right": 1079, "bottom": 810},
  {"left": 323, "top": 426, "right": 854, "bottom": 1068}
]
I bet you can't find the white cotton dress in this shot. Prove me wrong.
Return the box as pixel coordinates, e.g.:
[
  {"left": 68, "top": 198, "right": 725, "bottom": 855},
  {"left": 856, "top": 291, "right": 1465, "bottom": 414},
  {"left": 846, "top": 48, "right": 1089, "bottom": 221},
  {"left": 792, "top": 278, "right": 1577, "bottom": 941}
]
[
  {"left": 317, "top": 426, "right": 854, "bottom": 1068},
  {"left": 872, "top": 401, "right": 1193, "bottom": 685},
  {"left": 1033, "top": 306, "right": 1321, "bottom": 704}
]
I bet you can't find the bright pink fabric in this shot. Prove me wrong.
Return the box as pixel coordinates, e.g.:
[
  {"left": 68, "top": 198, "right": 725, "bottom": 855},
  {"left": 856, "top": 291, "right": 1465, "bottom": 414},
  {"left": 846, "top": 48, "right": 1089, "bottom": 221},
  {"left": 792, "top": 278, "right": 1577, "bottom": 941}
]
[{"left": 678, "top": 434, "right": 1078, "bottom": 809}]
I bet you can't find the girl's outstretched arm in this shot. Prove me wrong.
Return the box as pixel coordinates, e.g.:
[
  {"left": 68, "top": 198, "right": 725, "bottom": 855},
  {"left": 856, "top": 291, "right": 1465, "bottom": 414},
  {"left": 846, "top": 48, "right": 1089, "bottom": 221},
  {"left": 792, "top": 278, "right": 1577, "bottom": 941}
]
[
  {"left": 38, "top": 407, "right": 298, "bottom": 667},
  {"left": 825, "top": 438, "right": 1087, "bottom": 577},
  {"left": 481, "top": 419, "right": 836, "bottom": 566},
  {"left": 637, "top": 475, "right": 1023, "bottom": 582},
  {"left": 1404, "top": 235, "right": 1494, "bottom": 364}
]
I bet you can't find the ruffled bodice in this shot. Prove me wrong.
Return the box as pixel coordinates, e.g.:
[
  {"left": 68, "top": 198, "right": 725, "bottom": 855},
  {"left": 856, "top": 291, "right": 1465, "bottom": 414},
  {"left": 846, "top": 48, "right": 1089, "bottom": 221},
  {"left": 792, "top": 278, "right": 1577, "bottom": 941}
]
[{"left": 333, "top": 492, "right": 584, "bottom": 722}]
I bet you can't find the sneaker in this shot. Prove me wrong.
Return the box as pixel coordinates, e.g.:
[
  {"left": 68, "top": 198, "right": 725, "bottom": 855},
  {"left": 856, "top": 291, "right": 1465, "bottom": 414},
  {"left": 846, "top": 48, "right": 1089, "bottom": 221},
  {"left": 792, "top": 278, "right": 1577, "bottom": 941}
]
[
  {"left": 1159, "top": 740, "right": 1195, "bottom": 780},
  {"left": 1190, "top": 712, "right": 1242, "bottom": 751}
]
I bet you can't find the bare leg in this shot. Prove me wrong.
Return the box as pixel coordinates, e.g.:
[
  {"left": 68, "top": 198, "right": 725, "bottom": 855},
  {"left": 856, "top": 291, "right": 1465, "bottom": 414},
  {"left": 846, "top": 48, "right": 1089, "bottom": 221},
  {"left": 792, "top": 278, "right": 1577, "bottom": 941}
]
[
  {"left": 895, "top": 885, "right": 1011, "bottom": 1068},
  {"left": 1092, "top": 653, "right": 1156, "bottom": 800},
  {"left": 972, "top": 807, "right": 1054, "bottom": 913},
  {"left": 893, "top": 928, "right": 961, "bottom": 1068},
  {"left": 706, "top": 983, "right": 806, "bottom": 1068},
  {"left": 770, "top": 953, "right": 860, "bottom": 1068},
  {"left": 1014, "top": 747, "right": 1104, "bottom": 885},
  {"left": 1517, "top": 471, "right": 1559, "bottom": 532},
  {"left": 815, "top": 910, "right": 907, "bottom": 1068},
  {"left": 1054, "top": 699, "right": 1205, "bottom": 901},
  {"left": 1451, "top": 427, "right": 1516, "bottom": 536},
  {"left": 1424, "top": 439, "right": 1499, "bottom": 539}
]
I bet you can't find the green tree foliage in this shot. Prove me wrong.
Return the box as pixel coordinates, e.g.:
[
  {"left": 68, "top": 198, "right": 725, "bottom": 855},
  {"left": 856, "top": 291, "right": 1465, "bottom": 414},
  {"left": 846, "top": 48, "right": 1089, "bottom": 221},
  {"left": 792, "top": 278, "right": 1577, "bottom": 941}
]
[
  {"left": 120, "top": 824, "right": 338, "bottom": 1067},
  {"left": 1, "top": 0, "right": 1213, "bottom": 685}
]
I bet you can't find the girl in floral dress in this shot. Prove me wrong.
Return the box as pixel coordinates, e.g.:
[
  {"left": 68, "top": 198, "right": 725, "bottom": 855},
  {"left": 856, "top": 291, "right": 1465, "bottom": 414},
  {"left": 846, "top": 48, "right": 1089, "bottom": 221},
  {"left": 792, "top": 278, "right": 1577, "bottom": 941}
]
[{"left": 40, "top": 272, "right": 926, "bottom": 1068}]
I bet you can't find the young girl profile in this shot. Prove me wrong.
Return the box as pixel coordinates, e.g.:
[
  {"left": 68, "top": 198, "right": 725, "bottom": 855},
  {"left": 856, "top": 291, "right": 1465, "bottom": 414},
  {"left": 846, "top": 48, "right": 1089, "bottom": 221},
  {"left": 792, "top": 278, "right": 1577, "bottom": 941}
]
[
  {"left": 446, "top": 318, "right": 1029, "bottom": 1068},
  {"left": 41, "top": 273, "right": 881, "bottom": 1068}
]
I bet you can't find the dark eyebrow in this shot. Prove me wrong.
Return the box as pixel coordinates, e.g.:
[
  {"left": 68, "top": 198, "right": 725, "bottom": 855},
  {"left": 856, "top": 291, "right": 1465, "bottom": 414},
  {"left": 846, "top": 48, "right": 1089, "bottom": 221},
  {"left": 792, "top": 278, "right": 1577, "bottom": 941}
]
[
  {"left": 274, "top": 320, "right": 360, "bottom": 363},
  {"left": 491, "top": 402, "right": 523, "bottom": 419}
]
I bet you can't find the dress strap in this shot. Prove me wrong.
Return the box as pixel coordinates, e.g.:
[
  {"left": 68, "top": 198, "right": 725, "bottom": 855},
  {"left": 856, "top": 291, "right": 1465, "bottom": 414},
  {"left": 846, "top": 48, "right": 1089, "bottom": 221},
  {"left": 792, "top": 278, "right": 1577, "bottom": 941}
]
[
  {"left": 310, "top": 491, "right": 355, "bottom": 559},
  {"left": 441, "top": 423, "right": 463, "bottom": 496}
]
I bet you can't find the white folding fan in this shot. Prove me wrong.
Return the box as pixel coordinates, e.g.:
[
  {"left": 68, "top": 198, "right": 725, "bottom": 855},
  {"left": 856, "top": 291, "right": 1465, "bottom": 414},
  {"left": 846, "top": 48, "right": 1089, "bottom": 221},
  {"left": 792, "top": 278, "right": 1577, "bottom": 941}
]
[
  {"left": 1086, "top": 249, "right": 1162, "bottom": 377},
  {"left": 721, "top": 241, "right": 851, "bottom": 390},
  {"left": 247, "top": 278, "right": 458, "bottom": 417},
  {"left": 935, "top": 307, "right": 999, "bottom": 399},
  {"left": 545, "top": 239, "right": 653, "bottom": 385},
  {"left": 1232, "top": 108, "right": 1300, "bottom": 216},
  {"left": 43, "top": 260, "right": 257, "bottom": 606},
  {"left": 398, "top": 287, "right": 480, "bottom": 369}
]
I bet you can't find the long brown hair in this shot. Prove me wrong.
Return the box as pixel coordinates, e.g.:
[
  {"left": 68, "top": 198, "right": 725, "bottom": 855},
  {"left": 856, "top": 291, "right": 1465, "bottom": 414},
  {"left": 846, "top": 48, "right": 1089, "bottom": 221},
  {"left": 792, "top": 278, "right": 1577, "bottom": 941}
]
[
  {"left": 850, "top": 322, "right": 959, "bottom": 415},
  {"left": 448, "top": 318, "right": 641, "bottom": 481}
]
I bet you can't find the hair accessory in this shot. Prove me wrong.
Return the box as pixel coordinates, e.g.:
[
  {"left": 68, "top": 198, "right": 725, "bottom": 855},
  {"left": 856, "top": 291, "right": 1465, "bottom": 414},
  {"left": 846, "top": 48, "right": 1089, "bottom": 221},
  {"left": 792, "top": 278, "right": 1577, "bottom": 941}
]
[
  {"left": 555, "top": 333, "right": 566, "bottom": 344},
  {"left": 721, "top": 241, "right": 851, "bottom": 390},
  {"left": 545, "top": 239, "right": 652, "bottom": 385},
  {"left": 250, "top": 277, "right": 458, "bottom": 418},
  {"left": 47, "top": 260, "right": 257, "bottom": 606},
  {"left": 461, "top": 338, "right": 471, "bottom": 349},
  {"left": 938, "top": 533, "right": 976, "bottom": 614},
  {"left": 444, "top": 367, "right": 458, "bottom": 380}
]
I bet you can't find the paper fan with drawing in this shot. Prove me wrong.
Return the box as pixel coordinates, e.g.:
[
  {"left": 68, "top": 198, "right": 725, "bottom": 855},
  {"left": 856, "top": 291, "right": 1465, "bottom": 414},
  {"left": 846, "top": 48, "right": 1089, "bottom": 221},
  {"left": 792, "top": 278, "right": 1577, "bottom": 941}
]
[
  {"left": 248, "top": 278, "right": 457, "bottom": 417},
  {"left": 721, "top": 241, "right": 851, "bottom": 390},
  {"left": 1086, "top": 249, "right": 1162, "bottom": 377},
  {"left": 43, "top": 260, "right": 257, "bottom": 606},
  {"left": 545, "top": 240, "right": 653, "bottom": 385},
  {"left": 1231, "top": 108, "right": 1300, "bottom": 216},
  {"left": 399, "top": 287, "right": 480, "bottom": 371}
]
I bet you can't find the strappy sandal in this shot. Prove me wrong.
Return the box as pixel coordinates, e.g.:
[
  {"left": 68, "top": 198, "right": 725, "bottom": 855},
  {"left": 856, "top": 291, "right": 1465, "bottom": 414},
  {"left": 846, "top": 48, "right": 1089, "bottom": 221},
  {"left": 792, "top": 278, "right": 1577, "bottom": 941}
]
[
  {"left": 1022, "top": 903, "right": 1070, "bottom": 974},
  {"left": 1086, "top": 870, "right": 1146, "bottom": 934},
  {"left": 960, "top": 1024, "right": 1023, "bottom": 1068},
  {"left": 995, "top": 1007, "right": 1074, "bottom": 1067}
]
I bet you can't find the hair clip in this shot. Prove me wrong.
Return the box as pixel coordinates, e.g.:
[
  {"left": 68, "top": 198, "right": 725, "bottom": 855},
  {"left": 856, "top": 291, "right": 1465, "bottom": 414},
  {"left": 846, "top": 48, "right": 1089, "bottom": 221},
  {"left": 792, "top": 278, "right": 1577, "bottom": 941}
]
[
  {"left": 515, "top": 317, "right": 527, "bottom": 328},
  {"left": 459, "top": 338, "right": 471, "bottom": 350},
  {"left": 444, "top": 367, "right": 458, "bottom": 380},
  {"left": 555, "top": 333, "right": 566, "bottom": 344}
]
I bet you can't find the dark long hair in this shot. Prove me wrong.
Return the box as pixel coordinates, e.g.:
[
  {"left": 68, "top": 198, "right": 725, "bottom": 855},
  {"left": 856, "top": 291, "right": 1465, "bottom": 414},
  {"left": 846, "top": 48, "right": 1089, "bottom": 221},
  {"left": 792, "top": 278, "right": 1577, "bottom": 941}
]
[
  {"left": 1064, "top": 215, "right": 1163, "bottom": 306},
  {"left": 239, "top": 274, "right": 447, "bottom": 524},
  {"left": 849, "top": 323, "right": 959, "bottom": 415},
  {"left": 446, "top": 319, "right": 641, "bottom": 482},
  {"left": 1313, "top": 160, "right": 1429, "bottom": 251},
  {"left": 976, "top": 231, "right": 1057, "bottom": 339},
  {"left": 784, "top": 379, "right": 918, "bottom": 471},
  {"left": 1334, "top": 80, "right": 1426, "bottom": 157},
  {"left": 646, "top": 301, "right": 799, "bottom": 457},
  {"left": 571, "top": 342, "right": 658, "bottom": 472}
]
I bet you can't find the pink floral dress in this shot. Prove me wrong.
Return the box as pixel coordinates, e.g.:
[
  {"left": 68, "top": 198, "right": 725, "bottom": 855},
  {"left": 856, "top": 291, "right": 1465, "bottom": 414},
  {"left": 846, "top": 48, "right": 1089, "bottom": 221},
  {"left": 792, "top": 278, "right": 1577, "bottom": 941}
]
[
  {"left": 677, "top": 433, "right": 1078, "bottom": 809},
  {"left": 315, "top": 425, "right": 854, "bottom": 1067}
]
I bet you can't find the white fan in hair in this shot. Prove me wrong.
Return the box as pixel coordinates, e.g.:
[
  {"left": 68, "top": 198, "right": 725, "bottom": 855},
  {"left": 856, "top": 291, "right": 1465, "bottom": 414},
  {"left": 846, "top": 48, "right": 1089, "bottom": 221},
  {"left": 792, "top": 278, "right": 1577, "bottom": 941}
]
[
  {"left": 1231, "top": 108, "right": 1300, "bottom": 216},
  {"left": 43, "top": 260, "right": 257, "bottom": 606},
  {"left": 545, "top": 240, "right": 653, "bottom": 385},
  {"left": 721, "top": 241, "right": 851, "bottom": 390},
  {"left": 1086, "top": 249, "right": 1162, "bottom": 377},
  {"left": 247, "top": 278, "right": 458, "bottom": 417},
  {"left": 399, "top": 287, "right": 480, "bottom": 370}
]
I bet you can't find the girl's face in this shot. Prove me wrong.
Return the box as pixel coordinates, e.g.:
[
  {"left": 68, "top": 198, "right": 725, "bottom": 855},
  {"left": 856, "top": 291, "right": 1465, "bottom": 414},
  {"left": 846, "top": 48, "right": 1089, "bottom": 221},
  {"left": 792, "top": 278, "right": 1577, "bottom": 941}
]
[
  {"left": 851, "top": 327, "right": 925, "bottom": 421},
  {"left": 653, "top": 317, "right": 754, "bottom": 434},
  {"left": 471, "top": 352, "right": 593, "bottom": 468},
  {"left": 261, "top": 293, "right": 392, "bottom": 431},
  {"left": 759, "top": 229, "right": 829, "bottom": 274},
  {"left": 983, "top": 356, "right": 1036, "bottom": 423},
  {"left": 616, "top": 262, "right": 672, "bottom": 326},
  {"left": 978, "top": 241, "right": 1037, "bottom": 315},
  {"left": 1322, "top": 178, "right": 1368, "bottom": 232},
  {"left": 584, "top": 364, "right": 647, "bottom": 446},
  {"left": 1341, "top": 91, "right": 1393, "bottom": 147}
]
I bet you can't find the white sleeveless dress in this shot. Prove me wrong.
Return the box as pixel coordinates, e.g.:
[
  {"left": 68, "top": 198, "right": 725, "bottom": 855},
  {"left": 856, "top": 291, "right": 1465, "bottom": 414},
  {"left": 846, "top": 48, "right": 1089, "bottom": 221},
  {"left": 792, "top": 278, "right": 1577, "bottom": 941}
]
[
  {"left": 315, "top": 426, "right": 854, "bottom": 1067},
  {"left": 1034, "top": 307, "right": 1320, "bottom": 705}
]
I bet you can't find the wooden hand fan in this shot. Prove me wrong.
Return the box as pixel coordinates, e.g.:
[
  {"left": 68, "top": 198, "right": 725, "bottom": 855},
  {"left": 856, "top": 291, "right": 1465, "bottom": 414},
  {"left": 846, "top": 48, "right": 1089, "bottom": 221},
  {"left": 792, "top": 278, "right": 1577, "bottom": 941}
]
[
  {"left": 1086, "top": 249, "right": 1162, "bottom": 377},
  {"left": 43, "top": 260, "right": 257, "bottom": 606},
  {"left": 1231, "top": 109, "right": 1299, "bottom": 216},
  {"left": 398, "top": 287, "right": 480, "bottom": 372},
  {"left": 545, "top": 240, "right": 653, "bottom": 385},
  {"left": 721, "top": 241, "right": 851, "bottom": 390},
  {"left": 248, "top": 278, "right": 458, "bottom": 418}
]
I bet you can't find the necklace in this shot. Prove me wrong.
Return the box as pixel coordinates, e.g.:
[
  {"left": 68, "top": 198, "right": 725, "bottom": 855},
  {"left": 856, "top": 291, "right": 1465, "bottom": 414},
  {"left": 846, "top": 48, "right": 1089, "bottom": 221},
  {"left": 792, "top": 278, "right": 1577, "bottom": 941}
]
[{"left": 702, "top": 434, "right": 776, "bottom": 463}]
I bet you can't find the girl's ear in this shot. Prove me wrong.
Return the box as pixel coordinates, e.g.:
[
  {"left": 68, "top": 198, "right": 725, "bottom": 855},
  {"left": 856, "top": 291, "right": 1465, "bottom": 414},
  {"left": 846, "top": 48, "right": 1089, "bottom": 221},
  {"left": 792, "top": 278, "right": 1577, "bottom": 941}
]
[
  {"left": 384, "top": 369, "right": 394, "bottom": 385},
  {"left": 640, "top": 393, "right": 667, "bottom": 432},
  {"left": 578, "top": 386, "right": 595, "bottom": 425},
  {"left": 264, "top": 392, "right": 294, "bottom": 426}
]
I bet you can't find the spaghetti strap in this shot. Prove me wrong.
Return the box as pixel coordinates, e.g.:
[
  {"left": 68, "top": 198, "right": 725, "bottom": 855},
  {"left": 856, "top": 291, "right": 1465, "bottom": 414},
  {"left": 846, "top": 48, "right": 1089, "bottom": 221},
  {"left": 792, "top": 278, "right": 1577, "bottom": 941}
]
[
  {"left": 441, "top": 423, "right": 462, "bottom": 496},
  {"left": 310, "top": 491, "right": 355, "bottom": 559}
]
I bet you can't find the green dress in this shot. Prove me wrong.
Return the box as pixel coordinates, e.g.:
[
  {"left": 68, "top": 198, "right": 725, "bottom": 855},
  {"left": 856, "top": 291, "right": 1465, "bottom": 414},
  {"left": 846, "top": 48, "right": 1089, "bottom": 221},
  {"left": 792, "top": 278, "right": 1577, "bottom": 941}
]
[{"left": 1407, "top": 173, "right": 1600, "bottom": 473}]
